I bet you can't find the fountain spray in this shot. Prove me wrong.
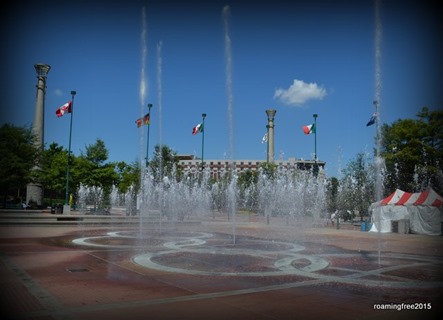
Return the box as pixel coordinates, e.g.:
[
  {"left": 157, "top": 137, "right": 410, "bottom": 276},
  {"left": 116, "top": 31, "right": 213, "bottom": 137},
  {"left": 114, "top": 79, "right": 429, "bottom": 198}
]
[
  {"left": 223, "top": 5, "right": 237, "bottom": 244},
  {"left": 157, "top": 40, "right": 163, "bottom": 232},
  {"left": 139, "top": 6, "right": 148, "bottom": 235},
  {"left": 374, "top": 0, "right": 384, "bottom": 267}
]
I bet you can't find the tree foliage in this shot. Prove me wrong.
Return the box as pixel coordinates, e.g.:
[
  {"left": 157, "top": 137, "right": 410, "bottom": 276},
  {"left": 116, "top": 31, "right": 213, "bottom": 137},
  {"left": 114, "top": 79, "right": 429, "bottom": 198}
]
[
  {"left": 337, "top": 153, "right": 375, "bottom": 220},
  {"left": 39, "top": 142, "right": 71, "bottom": 202},
  {"left": 149, "top": 144, "right": 179, "bottom": 182},
  {"left": 0, "top": 124, "right": 39, "bottom": 203},
  {"left": 76, "top": 139, "right": 117, "bottom": 207},
  {"left": 325, "top": 176, "right": 339, "bottom": 214},
  {"left": 115, "top": 160, "right": 140, "bottom": 194},
  {"left": 259, "top": 162, "right": 278, "bottom": 180},
  {"left": 381, "top": 107, "right": 442, "bottom": 194}
]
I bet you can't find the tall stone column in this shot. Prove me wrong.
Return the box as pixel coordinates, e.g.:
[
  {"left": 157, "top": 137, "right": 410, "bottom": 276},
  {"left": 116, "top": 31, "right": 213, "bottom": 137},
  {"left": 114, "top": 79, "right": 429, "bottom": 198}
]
[
  {"left": 265, "top": 109, "right": 276, "bottom": 163},
  {"left": 26, "top": 63, "right": 50, "bottom": 207}
]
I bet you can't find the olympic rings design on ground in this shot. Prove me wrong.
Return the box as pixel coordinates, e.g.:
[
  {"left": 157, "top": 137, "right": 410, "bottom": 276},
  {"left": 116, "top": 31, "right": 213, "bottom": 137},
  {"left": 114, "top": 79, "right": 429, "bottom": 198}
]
[{"left": 72, "top": 230, "right": 443, "bottom": 288}]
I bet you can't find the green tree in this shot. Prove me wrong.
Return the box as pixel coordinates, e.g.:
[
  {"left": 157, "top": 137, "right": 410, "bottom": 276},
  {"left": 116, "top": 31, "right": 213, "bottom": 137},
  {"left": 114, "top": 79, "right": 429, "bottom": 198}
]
[
  {"left": 149, "top": 144, "right": 179, "bottom": 182},
  {"left": 114, "top": 160, "right": 140, "bottom": 214},
  {"left": 338, "top": 153, "right": 375, "bottom": 220},
  {"left": 0, "top": 124, "right": 39, "bottom": 205},
  {"left": 259, "top": 162, "right": 278, "bottom": 179},
  {"left": 237, "top": 169, "right": 259, "bottom": 211},
  {"left": 39, "top": 142, "right": 70, "bottom": 204},
  {"left": 237, "top": 170, "right": 258, "bottom": 189},
  {"left": 325, "top": 176, "right": 339, "bottom": 214},
  {"left": 76, "top": 139, "right": 117, "bottom": 209},
  {"left": 381, "top": 107, "right": 443, "bottom": 194},
  {"left": 115, "top": 160, "right": 140, "bottom": 194}
]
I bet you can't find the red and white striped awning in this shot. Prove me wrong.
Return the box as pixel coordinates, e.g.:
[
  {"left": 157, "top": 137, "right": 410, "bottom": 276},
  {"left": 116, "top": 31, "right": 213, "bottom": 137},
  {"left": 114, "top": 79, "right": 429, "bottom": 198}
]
[{"left": 380, "top": 188, "right": 443, "bottom": 207}]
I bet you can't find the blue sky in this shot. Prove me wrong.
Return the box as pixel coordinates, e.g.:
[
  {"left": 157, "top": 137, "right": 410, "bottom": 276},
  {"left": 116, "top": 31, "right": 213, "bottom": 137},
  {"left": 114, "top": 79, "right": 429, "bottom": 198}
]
[{"left": 2, "top": 0, "right": 442, "bottom": 177}]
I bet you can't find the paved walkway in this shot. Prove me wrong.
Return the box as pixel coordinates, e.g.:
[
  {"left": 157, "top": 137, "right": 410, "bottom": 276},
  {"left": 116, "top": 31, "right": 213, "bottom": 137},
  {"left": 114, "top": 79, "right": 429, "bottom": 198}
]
[{"left": 0, "top": 213, "right": 442, "bottom": 319}]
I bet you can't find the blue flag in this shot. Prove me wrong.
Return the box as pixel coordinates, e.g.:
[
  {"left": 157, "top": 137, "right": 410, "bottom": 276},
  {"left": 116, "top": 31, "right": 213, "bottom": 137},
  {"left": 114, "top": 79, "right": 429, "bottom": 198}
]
[{"left": 366, "top": 112, "right": 377, "bottom": 126}]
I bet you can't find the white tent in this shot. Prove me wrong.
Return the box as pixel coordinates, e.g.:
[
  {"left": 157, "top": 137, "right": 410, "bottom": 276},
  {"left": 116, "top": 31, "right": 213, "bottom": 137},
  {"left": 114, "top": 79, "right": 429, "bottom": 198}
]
[{"left": 369, "top": 188, "right": 443, "bottom": 235}]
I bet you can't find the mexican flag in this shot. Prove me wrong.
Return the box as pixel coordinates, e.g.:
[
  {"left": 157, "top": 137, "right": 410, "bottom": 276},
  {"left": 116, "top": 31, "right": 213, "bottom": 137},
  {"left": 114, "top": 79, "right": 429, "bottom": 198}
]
[
  {"left": 302, "top": 123, "right": 315, "bottom": 135},
  {"left": 192, "top": 123, "right": 203, "bottom": 135}
]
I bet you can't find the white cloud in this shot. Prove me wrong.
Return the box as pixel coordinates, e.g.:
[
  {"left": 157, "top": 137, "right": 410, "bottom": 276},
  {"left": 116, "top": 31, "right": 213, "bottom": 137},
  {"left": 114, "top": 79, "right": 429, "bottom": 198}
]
[
  {"left": 54, "top": 89, "right": 63, "bottom": 96},
  {"left": 274, "top": 79, "right": 327, "bottom": 106}
]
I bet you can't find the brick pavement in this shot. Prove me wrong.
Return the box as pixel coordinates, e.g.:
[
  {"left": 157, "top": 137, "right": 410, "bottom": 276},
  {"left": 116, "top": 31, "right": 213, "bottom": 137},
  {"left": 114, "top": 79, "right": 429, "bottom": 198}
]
[{"left": 0, "top": 214, "right": 442, "bottom": 320}]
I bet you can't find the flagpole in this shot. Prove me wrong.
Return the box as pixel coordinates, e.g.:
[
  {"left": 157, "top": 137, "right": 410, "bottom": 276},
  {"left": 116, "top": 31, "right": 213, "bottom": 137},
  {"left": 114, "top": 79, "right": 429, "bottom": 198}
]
[
  {"left": 64, "top": 90, "right": 76, "bottom": 214},
  {"left": 373, "top": 100, "right": 379, "bottom": 154},
  {"left": 313, "top": 113, "right": 318, "bottom": 177},
  {"left": 313, "top": 114, "right": 318, "bottom": 160},
  {"left": 266, "top": 124, "right": 270, "bottom": 163},
  {"left": 201, "top": 113, "right": 206, "bottom": 170},
  {"left": 374, "top": 100, "right": 382, "bottom": 201},
  {"left": 146, "top": 103, "right": 153, "bottom": 166}
]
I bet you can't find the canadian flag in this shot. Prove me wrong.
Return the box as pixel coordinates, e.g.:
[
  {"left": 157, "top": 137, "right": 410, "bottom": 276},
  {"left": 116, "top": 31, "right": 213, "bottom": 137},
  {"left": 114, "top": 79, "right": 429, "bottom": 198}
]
[{"left": 56, "top": 101, "right": 72, "bottom": 118}]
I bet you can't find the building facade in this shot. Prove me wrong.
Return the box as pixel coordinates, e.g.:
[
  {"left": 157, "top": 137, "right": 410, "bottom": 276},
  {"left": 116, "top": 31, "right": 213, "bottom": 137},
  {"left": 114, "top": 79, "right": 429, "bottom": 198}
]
[{"left": 177, "top": 155, "right": 326, "bottom": 179}]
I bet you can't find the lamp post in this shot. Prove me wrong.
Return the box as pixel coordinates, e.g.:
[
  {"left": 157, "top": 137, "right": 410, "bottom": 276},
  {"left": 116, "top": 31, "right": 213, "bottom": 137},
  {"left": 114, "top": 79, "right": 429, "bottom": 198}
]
[
  {"left": 146, "top": 103, "right": 153, "bottom": 166},
  {"left": 64, "top": 90, "right": 76, "bottom": 214},
  {"left": 201, "top": 113, "right": 207, "bottom": 169}
]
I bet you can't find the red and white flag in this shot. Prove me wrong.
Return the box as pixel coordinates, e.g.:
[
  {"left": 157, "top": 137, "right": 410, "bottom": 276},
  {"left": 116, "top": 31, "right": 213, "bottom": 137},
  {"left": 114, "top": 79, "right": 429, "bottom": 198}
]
[{"left": 56, "top": 101, "right": 72, "bottom": 118}]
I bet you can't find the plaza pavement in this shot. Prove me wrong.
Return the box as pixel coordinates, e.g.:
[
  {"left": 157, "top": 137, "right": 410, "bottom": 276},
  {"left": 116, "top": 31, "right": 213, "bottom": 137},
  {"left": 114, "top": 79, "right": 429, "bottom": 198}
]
[{"left": 0, "top": 211, "right": 442, "bottom": 320}]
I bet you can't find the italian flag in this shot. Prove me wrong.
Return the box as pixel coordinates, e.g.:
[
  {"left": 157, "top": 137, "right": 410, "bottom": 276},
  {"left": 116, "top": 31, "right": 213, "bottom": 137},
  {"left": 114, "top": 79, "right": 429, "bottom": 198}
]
[
  {"left": 192, "top": 123, "right": 203, "bottom": 135},
  {"left": 302, "top": 123, "right": 315, "bottom": 135}
]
